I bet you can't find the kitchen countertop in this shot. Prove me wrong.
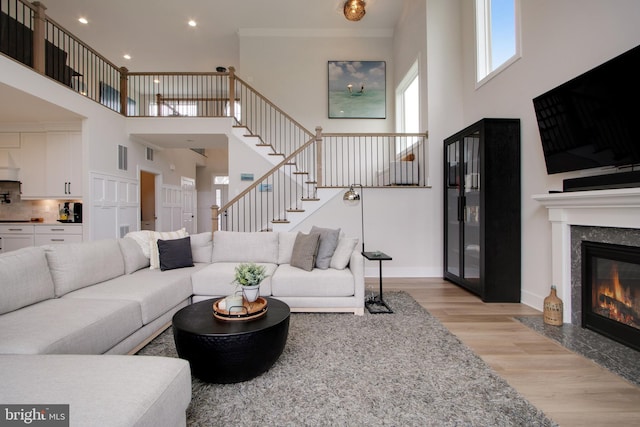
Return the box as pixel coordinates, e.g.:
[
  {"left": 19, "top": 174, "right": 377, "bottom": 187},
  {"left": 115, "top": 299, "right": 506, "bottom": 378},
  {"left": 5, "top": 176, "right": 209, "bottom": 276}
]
[{"left": 0, "top": 221, "right": 82, "bottom": 225}]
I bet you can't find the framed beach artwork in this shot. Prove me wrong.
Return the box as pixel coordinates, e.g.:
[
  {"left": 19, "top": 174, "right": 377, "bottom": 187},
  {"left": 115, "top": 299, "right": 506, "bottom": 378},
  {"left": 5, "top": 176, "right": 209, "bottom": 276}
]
[{"left": 328, "top": 61, "right": 386, "bottom": 119}]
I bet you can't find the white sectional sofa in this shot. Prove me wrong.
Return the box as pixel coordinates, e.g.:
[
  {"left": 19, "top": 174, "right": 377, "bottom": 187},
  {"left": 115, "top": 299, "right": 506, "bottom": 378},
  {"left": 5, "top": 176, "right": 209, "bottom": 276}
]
[
  {"left": 0, "top": 227, "right": 364, "bottom": 426},
  {"left": 0, "top": 237, "right": 208, "bottom": 426}
]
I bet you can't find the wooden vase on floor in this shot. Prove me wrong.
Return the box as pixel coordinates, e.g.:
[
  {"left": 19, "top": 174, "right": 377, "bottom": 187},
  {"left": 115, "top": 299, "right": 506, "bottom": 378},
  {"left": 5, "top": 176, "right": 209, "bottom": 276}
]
[{"left": 543, "top": 285, "right": 563, "bottom": 326}]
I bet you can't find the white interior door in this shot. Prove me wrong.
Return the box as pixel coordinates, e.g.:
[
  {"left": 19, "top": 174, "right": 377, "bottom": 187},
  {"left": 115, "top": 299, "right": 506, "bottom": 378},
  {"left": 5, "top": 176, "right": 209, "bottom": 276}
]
[{"left": 181, "top": 177, "right": 196, "bottom": 234}]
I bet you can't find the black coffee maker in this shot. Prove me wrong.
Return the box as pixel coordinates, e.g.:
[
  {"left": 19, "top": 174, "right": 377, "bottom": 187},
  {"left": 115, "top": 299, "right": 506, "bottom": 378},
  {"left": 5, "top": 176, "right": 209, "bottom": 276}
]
[
  {"left": 58, "top": 202, "right": 83, "bottom": 223},
  {"left": 73, "top": 202, "right": 82, "bottom": 223}
]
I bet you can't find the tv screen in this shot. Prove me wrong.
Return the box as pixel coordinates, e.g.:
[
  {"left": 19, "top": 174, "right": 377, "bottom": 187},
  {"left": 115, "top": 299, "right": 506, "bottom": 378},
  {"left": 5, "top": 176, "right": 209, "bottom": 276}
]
[{"left": 533, "top": 44, "right": 640, "bottom": 174}]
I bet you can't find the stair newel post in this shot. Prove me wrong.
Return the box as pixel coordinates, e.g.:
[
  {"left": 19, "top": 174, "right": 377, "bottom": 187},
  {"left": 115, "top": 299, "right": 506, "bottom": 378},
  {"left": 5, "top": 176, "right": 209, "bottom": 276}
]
[
  {"left": 315, "top": 126, "right": 323, "bottom": 188},
  {"left": 119, "top": 67, "right": 129, "bottom": 116},
  {"left": 32, "top": 2, "right": 47, "bottom": 75},
  {"left": 155, "top": 94, "right": 163, "bottom": 117},
  {"left": 228, "top": 66, "right": 236, "bottom": 119},
  {"left": 211, "top": 205, "right": 219, "bottom": 235}
]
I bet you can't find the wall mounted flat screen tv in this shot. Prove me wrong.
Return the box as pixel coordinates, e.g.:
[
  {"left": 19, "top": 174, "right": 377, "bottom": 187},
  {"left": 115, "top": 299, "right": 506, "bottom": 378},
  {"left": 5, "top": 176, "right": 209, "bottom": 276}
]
[{"left": 533, "top": 44, "right": 640, "bottom": 174}]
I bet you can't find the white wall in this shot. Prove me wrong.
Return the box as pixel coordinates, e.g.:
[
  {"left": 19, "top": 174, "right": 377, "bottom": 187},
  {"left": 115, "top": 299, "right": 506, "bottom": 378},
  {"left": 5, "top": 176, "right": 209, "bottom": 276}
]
[
  {"left": 239, "top": 30, "right": 394, "bottom": 133},
  {"left": 453, "top": 0, "right": 640, "bottom": 309}
]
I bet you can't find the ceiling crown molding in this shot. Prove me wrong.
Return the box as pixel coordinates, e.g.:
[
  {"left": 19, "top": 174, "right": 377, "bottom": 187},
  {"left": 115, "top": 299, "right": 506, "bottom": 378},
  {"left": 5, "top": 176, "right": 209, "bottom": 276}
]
[{"left": 237, "top": 28, "right": 393, "bottom": 38}]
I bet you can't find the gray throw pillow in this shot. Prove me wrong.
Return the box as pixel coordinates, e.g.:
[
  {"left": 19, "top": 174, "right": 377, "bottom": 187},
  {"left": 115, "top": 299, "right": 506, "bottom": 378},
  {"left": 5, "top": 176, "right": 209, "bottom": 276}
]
[
  {"left": 158, "top": 236, "right": 194, "bottom": 271},
  {"left": 310, "top": 226, "right": 341, "bottom": 269},
  {"left": 290, "top": 232, "right": 321, "bottom": 271}
]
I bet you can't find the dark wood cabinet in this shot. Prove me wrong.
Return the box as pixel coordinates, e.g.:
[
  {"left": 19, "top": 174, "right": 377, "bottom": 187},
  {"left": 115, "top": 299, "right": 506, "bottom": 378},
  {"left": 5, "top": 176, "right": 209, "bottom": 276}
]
[{"left": 443, "top": 118, "right": 521, "bottom": 302}]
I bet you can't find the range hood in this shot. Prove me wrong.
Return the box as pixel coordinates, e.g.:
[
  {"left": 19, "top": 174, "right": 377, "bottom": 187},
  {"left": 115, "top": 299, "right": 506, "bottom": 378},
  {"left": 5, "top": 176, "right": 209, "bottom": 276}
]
[{"left": 0, "top": 152, "right": 20, "bottom": 181}]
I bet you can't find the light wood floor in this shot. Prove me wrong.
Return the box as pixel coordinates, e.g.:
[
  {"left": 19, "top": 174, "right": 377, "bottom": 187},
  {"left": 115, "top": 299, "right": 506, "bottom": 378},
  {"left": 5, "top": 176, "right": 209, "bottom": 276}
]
[{"left": 380, "top": 278, "right": 640, "bottom": 427}]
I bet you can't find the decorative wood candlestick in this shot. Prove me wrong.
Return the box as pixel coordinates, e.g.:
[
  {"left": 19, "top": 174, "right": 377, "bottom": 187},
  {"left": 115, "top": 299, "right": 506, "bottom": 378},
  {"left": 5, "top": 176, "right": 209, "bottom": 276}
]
[{"left": 543, "top": 285, "right": 563, "bottom": 326}]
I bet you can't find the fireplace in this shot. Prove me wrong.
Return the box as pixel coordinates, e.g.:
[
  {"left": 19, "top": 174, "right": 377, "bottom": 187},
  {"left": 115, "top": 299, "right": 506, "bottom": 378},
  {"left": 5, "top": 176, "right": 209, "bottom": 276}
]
[{"left": 582, "top": 241, "right": 640, "bottom": 351}]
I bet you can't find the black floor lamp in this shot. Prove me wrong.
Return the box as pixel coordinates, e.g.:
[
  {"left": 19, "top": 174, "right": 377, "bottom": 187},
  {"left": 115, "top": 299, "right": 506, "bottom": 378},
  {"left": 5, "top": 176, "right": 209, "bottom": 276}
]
[
  {"left": 343, "top": 184, "right": 365, "bottom": 253},
  {"left": 343, "top": 183, "right": 394, "bottom": 314}
]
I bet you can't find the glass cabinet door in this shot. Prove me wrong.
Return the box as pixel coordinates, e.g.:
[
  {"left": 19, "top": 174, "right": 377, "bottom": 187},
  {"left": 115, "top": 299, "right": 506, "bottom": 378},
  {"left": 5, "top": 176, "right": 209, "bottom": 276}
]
[
  {"left": 462, "top": 133, "right": 480, "bottom": 284},
  {"left": 445, "top": 139, "right": 461, "bottom": 277}
]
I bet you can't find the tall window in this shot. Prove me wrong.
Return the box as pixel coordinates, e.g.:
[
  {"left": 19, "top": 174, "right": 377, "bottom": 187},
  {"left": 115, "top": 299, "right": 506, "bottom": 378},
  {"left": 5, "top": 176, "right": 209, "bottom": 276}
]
[
  {"left": 476, "top": 0, "right": 520, "bottom": 83},
  {"left": 396, "top": 60, "right": 420, "bottom": 153}
]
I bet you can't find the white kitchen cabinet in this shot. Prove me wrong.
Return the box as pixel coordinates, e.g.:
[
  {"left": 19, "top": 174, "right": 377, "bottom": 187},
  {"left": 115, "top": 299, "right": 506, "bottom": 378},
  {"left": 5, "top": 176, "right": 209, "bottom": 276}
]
[
  {"left": 46, "top": 132, "right": 82, "bottom": 198},
  {"left": 16, "top": 133, "right": 47, "bottom": 198},
  {"left": 34, "top": 224, "right": 83, "bottom": 246},
  {"left": 0, "top": 224, "right": 35, "bottom": 253}
]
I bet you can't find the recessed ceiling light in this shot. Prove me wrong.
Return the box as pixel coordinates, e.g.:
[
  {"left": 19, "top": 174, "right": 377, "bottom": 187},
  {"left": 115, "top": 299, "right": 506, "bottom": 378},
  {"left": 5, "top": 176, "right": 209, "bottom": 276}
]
[
  {"left": 78, "top": 17, "right": 88, "bottom": 24},
  {"left": 123, "top": 54, "right": 131, "bottom": 60},
  {"left": 188, "top": 20, "right": 197, "bottom": 27},
  {"left": 153, "top": 79, "right": 160, "bottom": 84}
]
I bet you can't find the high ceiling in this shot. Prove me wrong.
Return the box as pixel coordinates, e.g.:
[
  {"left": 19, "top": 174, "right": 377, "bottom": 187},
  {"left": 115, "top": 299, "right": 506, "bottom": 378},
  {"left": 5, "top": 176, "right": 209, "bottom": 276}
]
[
  {"left": 44, "top": 0, "right": 406, "bottom": 72},
  {"left": 1, "top": 0, "right": 407, "bottom": 146}
]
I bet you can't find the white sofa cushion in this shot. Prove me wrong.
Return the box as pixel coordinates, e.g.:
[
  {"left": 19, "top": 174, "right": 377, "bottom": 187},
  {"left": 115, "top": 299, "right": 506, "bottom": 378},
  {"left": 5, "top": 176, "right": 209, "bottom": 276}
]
[
  {"left": 0, "top": 354, "right": 191, "bottom": 427},
  {"left": 0, "top": 298, "right": 142, "bottom": 354},
  {"left": 212, "top": 231, "right": 279, "bottom": 263},
  {"left": 191, "top": 262, "right": 276, "bottom": 297},
  {"left": 277, "top": 231, "right": 298, "bottom": 264},
  {"left": 45, "top": 239, "right": 125, "bottom": 297},
  {"left": 190, "top": 232, "right": 213, "bottom": 263},
  {"left": 124, "top": 230, "right": 154, "bottom": 258},
  {"left": 118, "top": 237, "right": 150, "bottom": 274},
  {"left": 271, "top": 264, "right": 355, "bottom": 297},
  {"left": 0, "top": 247, "right": 54, "bottom": 315},
  {"left": 330, "top": 236, "right": 359, "bottom": 270},
  {"left": 63, "top": 265, "right": 204, "bottom": 325}
]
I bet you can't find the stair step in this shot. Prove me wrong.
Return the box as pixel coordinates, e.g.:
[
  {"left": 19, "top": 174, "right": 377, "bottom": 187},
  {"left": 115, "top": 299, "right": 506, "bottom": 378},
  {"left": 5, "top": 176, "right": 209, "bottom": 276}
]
[
  {"left": 268, "top": 153, "right": 285, "bottom": 156},
  {"left": 256, "top": 143, "right": 271, "bottom": 147},
  {"left": 272, "top": 219, "right": 290, "bottom": 224},
  {"left": 287, "top": 209, "right": 305, "bottom": 213},
  {"left": 301, "top": 198, "right": 320, "bottom": 202},
  {"left": 285, "top": 162, "right": 297, "bottom": 166},
  {"left": 244, "top": 134, "right": 260, "bottom": 138},
  {"left": 305, "top": 181, "right": 317, "bottom": 184},
  {"left": 293, "top": 171, "right": 308, "bottom": 175}
]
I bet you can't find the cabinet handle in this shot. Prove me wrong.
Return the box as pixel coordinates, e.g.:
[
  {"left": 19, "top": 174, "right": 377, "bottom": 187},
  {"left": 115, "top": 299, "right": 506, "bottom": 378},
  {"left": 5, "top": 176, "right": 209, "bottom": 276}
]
[
  {"left": 8, "top": 228, "right": 24, "bottom": 231},
  {"left": 458, "top": 196, "right": 466, "bottom": 222},
  {"left": 68, "top": 182, "right": 71, "bottom": 194},
  {"left": 49, "top": 228, "right": 65, "bottom": 232},
  {"left": 51, "top": 239, "right": 65, "bottom": 242}
]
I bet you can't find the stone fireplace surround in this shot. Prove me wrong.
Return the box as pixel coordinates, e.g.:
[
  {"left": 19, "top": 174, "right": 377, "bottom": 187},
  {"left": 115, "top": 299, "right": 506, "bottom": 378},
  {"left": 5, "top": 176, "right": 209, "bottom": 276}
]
[
  {"left": 570, "top": 226, "right": 640, "bottom": 326},
  {"left": 533, "top": 188, "right": 640, "bottom": 323}
]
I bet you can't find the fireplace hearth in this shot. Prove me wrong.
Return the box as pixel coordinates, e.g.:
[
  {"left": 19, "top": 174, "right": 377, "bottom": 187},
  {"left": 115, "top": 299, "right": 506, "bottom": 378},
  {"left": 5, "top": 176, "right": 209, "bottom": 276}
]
[{"left": 582, "top": 241, "right": 640, "bottom": 351}]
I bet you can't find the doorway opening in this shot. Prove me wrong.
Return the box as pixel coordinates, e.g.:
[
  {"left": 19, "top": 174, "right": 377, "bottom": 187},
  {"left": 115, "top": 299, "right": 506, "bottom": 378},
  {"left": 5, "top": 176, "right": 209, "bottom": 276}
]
[{"left": 140, "top": 170, "right": 157, "bottom": 231}]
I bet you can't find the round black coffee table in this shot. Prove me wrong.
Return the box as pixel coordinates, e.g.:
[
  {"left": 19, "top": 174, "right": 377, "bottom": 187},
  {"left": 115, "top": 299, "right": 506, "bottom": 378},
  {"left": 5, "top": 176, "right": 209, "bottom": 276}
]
[{"left": 172, "top": 297, "right": 290, "bottom": 383}]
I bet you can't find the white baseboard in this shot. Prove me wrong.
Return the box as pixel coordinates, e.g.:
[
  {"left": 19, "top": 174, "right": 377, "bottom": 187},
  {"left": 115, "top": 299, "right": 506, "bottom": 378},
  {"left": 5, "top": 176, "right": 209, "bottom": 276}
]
[
  {"left": 364, "top": 266, "right": 442, "bottom": 278},
  {"left": 520, "top": 290, "right": 543, "bottom": 313}
]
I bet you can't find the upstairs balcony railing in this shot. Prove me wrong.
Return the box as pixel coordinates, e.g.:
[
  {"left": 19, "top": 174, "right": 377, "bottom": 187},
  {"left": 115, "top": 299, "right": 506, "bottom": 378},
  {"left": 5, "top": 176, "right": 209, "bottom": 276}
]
[{"left": 2, "top": 0, "right": 429, "bottom": 234}]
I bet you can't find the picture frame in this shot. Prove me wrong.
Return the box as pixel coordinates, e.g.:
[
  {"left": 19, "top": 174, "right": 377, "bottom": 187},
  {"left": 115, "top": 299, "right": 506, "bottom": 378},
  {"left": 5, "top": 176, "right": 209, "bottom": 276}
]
[{"left": 328, "top": 61, "right": 386, "bottom": 119}]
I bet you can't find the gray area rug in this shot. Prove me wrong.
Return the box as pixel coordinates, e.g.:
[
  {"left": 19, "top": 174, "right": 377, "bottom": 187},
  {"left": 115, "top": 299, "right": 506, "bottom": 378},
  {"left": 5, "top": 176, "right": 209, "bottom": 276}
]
[{"left": 138, "top": 292, "right": 556, "bottom": 426}]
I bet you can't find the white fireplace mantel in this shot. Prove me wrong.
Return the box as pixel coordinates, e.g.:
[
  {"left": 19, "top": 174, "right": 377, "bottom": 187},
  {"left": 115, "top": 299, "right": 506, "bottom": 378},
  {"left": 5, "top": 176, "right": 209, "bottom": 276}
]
[{"left": 532, "top": 188, "right": 640, "bottom": 322}]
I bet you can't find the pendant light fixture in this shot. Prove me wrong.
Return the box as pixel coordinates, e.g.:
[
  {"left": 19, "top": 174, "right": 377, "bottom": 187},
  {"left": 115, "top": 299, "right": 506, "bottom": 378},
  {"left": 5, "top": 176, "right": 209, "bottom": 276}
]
[{"left": 344, "top": 0, "right": 366, "bottom": 22}]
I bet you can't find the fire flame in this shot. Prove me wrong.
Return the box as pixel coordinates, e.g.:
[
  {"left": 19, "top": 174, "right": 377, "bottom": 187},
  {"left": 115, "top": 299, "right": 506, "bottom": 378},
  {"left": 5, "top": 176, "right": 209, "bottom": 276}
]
[{"left": 594, "top": 263, "right": 636, "bottom": 326}]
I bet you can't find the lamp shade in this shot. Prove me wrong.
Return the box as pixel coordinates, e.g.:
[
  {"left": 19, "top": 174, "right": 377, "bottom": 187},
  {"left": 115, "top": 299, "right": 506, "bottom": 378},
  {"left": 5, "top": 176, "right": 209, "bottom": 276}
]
[
  {"left": 343, "top": 185, "right": 361, "bottom": 205},
  {"left": 344, "top": 0, "right": 366, "bottom": 22}
]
